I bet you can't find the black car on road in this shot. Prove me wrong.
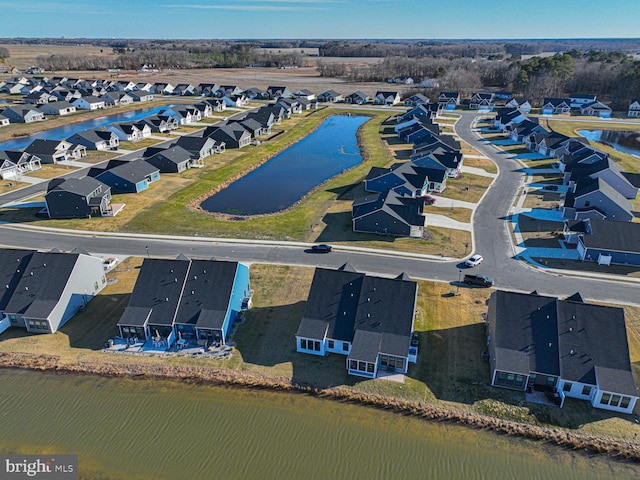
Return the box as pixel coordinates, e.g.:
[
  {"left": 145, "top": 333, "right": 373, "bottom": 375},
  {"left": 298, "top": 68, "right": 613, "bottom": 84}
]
[{"left": 463, "top": 273, "right": 494, "bottom": 287}]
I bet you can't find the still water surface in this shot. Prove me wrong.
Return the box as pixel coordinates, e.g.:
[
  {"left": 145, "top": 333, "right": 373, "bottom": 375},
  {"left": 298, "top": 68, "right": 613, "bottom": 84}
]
[
  {"left": 200, "top": 115, "right": 368, "bottom": 215},
  {"left": 0, "top": 369, "right": 634, "bottom": 480},
  {"left": 0, "top": 105, "right": 172, "bottom": 151},
  {"left": 578, "top": 129, "right": 640, "bottom": 157}
]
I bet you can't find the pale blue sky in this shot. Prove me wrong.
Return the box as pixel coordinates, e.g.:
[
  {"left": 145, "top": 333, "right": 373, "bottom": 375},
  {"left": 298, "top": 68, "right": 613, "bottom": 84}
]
[{"left": 2, "top": 0, "right": 639, "bottom": 39}]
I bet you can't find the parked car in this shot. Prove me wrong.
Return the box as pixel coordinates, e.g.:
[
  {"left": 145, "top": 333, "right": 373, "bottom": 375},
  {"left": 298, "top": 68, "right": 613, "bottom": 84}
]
[
  {"left": 420, "top": 195, "right": 436, "bottom": 205},
  {"left": 102, "top": 257, "right": 118, "bottom": 271},
  {"left": 310, "top": 244, "right": 332, "bottom": 253},
  {"left": 465, "top": 254, "right": 483, "bottom": 267},
  {"left": 463, "top": 274, "right": 494, "bottom": 287}
]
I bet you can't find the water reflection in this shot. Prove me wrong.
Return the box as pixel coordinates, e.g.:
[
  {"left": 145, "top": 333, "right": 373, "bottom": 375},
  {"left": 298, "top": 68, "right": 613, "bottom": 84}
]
[{"left": 578, "top": 129, "right": 640, "bottom": 157}]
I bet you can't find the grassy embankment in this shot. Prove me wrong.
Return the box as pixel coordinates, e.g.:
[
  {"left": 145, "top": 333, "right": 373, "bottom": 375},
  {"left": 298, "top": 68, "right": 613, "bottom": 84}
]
[{"left": 1, "top": 259, "right": 638, "bottom": 444}]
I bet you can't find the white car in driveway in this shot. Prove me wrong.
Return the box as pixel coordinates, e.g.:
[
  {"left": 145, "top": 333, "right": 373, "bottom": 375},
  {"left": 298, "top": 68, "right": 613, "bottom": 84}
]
[{"left": 465, "top": 254, "right": 483, "bottom": 267}]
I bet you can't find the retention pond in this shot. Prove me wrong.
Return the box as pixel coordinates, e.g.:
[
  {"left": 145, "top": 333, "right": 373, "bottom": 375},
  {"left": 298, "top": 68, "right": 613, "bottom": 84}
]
[
  {"left": 200, "top": 115, "right": 368, "bottom": 216},
  {"left": 578, "top": 129, "right": 640, "bottom": 157}
]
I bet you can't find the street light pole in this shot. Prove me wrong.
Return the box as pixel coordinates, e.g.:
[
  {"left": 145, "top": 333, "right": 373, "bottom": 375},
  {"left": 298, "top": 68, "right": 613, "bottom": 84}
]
[
  {"left": 457, "top": 269, "right": 462, "bottom": 295},
  {"left": 145, "top": 246, "right": 149, "bottom": 258}
]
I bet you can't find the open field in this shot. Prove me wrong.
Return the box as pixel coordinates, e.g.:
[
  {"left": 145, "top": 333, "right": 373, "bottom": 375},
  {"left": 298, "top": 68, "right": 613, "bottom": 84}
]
[
  {"left": 0, "top": 260, "right": 638, "bottom": 441},
  {"left": 0, "top": 43, "right": 116, "bottom": 70}
]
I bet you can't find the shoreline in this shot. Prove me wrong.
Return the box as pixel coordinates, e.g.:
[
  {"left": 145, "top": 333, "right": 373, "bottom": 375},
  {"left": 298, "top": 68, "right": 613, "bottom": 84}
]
[{"left": 1, "top": 351, "right": 639, "bottom": 464}]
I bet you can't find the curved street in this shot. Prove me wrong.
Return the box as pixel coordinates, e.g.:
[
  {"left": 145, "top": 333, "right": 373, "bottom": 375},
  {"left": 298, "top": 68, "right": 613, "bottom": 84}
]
[{"left": 1, "top": 111, "right": 639, "bottom": 306}]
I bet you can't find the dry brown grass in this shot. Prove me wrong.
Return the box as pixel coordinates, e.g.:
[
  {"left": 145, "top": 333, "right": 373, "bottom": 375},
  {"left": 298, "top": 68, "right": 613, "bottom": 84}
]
[
  {"left": 522, "top": 191, "right": 561, "bottom": 209},
  {"left": 462, "top": 155, "right": 498, "bottom": 174},
  {"left": 1, "top": 43, "right": 115, "bottom": 69},
  {"left": 441, "top": 174, "right": 493, "bottom": 203},
  {"left": 423, "top": 205, "right": 473, "bottom": 223},
  {"left": 26, "top": 164, "right": 80, "bottom": 179},
  {"left": 0, "top": 179, "right": 29, "bottom": 194}
]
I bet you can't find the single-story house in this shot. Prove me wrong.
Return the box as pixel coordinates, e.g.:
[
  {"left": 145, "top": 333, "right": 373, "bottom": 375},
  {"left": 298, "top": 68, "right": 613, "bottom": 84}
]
[
  {"left": 0, "top": 248, "right": 107, "bottom": 335},
  {"left": 36, "top": 101, "right": 76, "bottom": 116},
  {"left": 373, "top": 91, "right": 401, "bottom": 106},
  {"left": 146, "top": 145, "right": 198, "bottom": 173},
  {"left": 67, "top": 130, "right": 119, "bottom": 151},
  {"left": 0, "top": 114, "right": 9, "bottom": 127},
  {"left": 0, "top": 150, "right": 42, "bottom": 179},
  {"left": 562, "top": 177, "right": 634, "bottom": 223},
  {"left": 101, "top": 91, "right": 134, "bottom": 107},
  {"left": 580, "top": 101, "right": 612, "bottom": 118},
  {"left": 1, "top": 105, "right": 45, "bottom": 123},
  {"left": 93, "top": 159, "right": 160, "bottom": 193},
  {"left": 173, "top": 135, "right": 218, "bottom": 159},
  {"left": 142, "top": 115, "right": 178, "bottom": 133},
  {"left": 469, "top": 92, "right": 495, "bottom": 111},
  {"left": 504, "top": 98, "right": 532, "bottom": 113},
  {"left": 203, "top": 124, "right": 251, "bottom": 149},
  {"left": 352, "top": 190, "right": 426, "bottom": 238},
  {"left": 403, "top": 94, "right": 430, "bottom": 107},
  {"left": 575, "top": 218, "right": 640, "bottom": 266},
  {"left": 24, "top": 139, "right": 73, "bottom": 164},
  {"left": 317, "top": 90, "right": 343, "bottom": 103},
  {"left": 72, "top": 96, "right": 106, "bottom": 110},
  {"left": 116, "top": 257, "right": 251, "bottom": 348},
  {"left": 295, "top": 264, "right": 418, "bottom": 378},
  {"left": 541, "top": 98, "right": 571, "bottom": 115},
  {"left": 487, "top": 289, "right": 638, "bottom": 414},
  {"left": 264, "top": 86, "right": 292, "bottom": 100},
  {"left": 45, "top": 177, "right": 114, "bottom": 218},
  {"left": 344, "top": 91, "right": 369, "bottom": 105},
  {"left": 437, "top": 92, "right": 460, "bottom": 110}
]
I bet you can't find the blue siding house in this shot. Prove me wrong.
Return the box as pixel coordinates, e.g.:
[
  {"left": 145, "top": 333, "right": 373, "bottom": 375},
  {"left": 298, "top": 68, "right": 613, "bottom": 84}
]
[
  {"left": 93, "top": 159, "right": 160, "bottom": 193},
  {"left": 577, "top": 219, "right": 640, "bottom": 266},
  {"left": 117, "top": 257, "right": 252, "bottom": 350}
]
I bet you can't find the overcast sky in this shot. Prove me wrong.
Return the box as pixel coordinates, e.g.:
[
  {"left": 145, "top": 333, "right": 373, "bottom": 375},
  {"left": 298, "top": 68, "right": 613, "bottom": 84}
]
[{"left": 2, "top": 0, "right": 639, "bottom": 39}]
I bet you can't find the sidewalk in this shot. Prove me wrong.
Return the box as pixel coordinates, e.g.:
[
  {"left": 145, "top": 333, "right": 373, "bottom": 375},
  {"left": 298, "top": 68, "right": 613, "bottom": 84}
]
[{"left": 461, "top": 165, "right": 497, "bottom": 178}]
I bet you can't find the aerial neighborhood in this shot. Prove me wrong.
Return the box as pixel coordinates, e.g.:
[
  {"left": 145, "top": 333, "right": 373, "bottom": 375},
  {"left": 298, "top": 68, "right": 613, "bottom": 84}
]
[{"left": 0, "top": 65, "right": 639, "bottom": 434}]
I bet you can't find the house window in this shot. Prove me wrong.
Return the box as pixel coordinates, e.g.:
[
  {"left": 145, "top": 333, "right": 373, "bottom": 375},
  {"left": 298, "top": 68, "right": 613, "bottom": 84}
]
[
  {"left": 610, "top": 395, "right": 621, "bottom": 407},
  {"left": 367, "top": 363, "right": 374, "bottom": 373},
  {"left": 514, "top": 375, "right": 524, "bottom": 388},
  {"left": 328, "top": 340, "right": 334, "bottom": 349},
  {"left": 358, "top": 362, "right": 366, "bottom": 372},
  {"left": 300, "top": 339, "right": 307, "bottom": 350},
  {"left": 546, "top": 376, "right": 556, "bottom": 386},
  {"left": 396, "top": 358, "right": 405, "bottom": 371},
  {"left": 582, "top": 385, "right": 592, "bottom": 396},
  {"left": 350, "top": 360, "right": 357, "bottom": 370},
  {"left": 600, "top": 393, "right": 611, "bottom": 405},
  {"left": 620, "top": 397, "right": 631, "bottom": 409},
  {"left": 563, "top": 383, "right": 572, "bottom": 392},
  {"left": 506, "top": 373, "right": 515, "bottom": 385},
  {"left": 496, "top": 371, "right": 506, "bottom": 385},
  {"left": 94, "top": 282, "right": 99, "bottom": 291},
  {"left": 342, "top": 342, "right": 349, "bottom": 352},
  {"left": 313, "top": 341, "right": 321, "bottom": 352},
  {"left": 380, "top": 355, "right": 388, "bottom": 367}
]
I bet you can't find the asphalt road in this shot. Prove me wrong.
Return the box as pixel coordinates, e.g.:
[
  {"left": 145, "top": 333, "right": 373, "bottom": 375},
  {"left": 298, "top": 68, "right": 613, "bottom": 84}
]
[{"left": 1, "top": 110, "right": 639, "bottom": 306}]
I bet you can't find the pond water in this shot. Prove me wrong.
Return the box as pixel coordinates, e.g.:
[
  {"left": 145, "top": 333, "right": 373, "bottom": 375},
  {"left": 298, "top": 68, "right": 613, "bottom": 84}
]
[
  {"left": 200, "top": 115, "right": 368, "bottom": 215},
  {"left": 0, "top": 369, "right": 635, "bottom": 480},
  {"left": 578, "top": 129, "right": 640, "bottom": 157},
  {"left": 0, "top": 104, "right": 173, "bottom": 151}
]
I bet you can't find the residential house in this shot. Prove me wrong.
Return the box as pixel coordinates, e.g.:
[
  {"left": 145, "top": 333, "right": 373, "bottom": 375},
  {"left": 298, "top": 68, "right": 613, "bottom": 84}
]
[
  {"left": 72, "top": 96, "right": 105, "bottom": 110},
  {"left": 627, "top": 99, "right": 640, "bottom": 118},
  {"left": 487, "top": 289, "right": 638, "bottom": 414},
  {"left": 67, "top": 130, "right": 119, "bottom": 151},
  {"left": 196, "top": 83, "right": 219, "bottom": 96},
  {"left": 203, "top": 123, "right": 252, "bottom": 149},
  {"left": 494, "top": 107, "right": 527, "bottom": 131},
  {"left": 101, "top": 91, "right": 134, "bottom": 107},
  {"left": 352, "top": 190, "right": 426, "bottom": 238},
  {"left": 146, "top": 145, "right": 198, "bottom": 173},
  {"left": 0, "top": 114, "right": 9, "bottom": 127},
  {"left": 510, "top": 120, "right": 548, "bottom": 143},
  {"left": 504, "top": 98, "right": 532, "bottom": 113},
  {"left": 373, "top": 91, "right": 401, "bottom": 106},
  {"left": 344, "top": 91, "right": 369, "bottom": 105},
  {"left": 317, "top": 90, "right": 343, "bottom": 103},
  {"left": 580, "top": 101, "right": 612, "bottom": 118},
  {"left": 216, "top": 85, "right": 243, "bottom": 98},
  {"left": 128, "top": 90, "right": 154, "bottom": 102},
  {"left": 203, "top": 98, "right": 226, "bottom": 112},
  {"left": 172, "top": 84, "right": 197, "bottom": 96},
  {"left": 242, "top": 87, "right": 263, "bottom": 99},
  {"left": 23, "top": 91, "right": 54, "bottom": 104},
  {"left": 107, "top": 123, "right": 144, "bottom": 142},
  {"left": 562, "top": 177, "right": 634, "bottom": 222},
  {"left": 222, "top": 94, "right": 249, "bottom": 108},
  {"left": 0, "top": 249, "right": 107, "bottom": 335},
  {"left": 264, "top": 86, "right": 292, "bottom": 100},
  {"left": 1, "top": 105, "right": 45, "bottom": 123},
  {"left": 36, "top": 101, "right": 76, "bottom": 116},
  {"left": 0, "top": 150, "right": 42, "bottom": 179},
  {"left": 116, "top": 258, "right": 251, "bottom": 348},
  {"left": 173, "top": 135, "right": 218, "bottom": 159},
  {"left": 193, "top": 102, "right": 214, "bottom": 118},
  {"left": 541, "top": 98, "right": 571, "bottom": 115},
  {"left": 24, "top": 139, "right": 73, "bottom": 164},
  {"left": 564, "top": 154, "right": 638, "bottom": 200},
  {"left": 569, "top": 94, "right": 597, "bottom": 108},
  {"left": 142, "top": 115, "right": 178, "bottom": 133},
  {"left": 437, "top": 92, "right": 460, "bottom": 110},
  {"left": 575, "top": 218, "right": 640, "bottom": 267},
  {"left": 45, "top": 177, "right": 114, "bottom": 218},
  {"left": 469, "top": 92, "right": 495, "bottom": 111},
  {"left": 295, "top": 264, "right": 418, "bottom": 378},
  {"left": 92, "top": 159, "right": 160, "bottom": 193},
  {"left": 151, "top": 83, "right": 174, "bottom": 95},
  {"left": 403, "top": 93, "right": 430, "bottom": 107}
]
